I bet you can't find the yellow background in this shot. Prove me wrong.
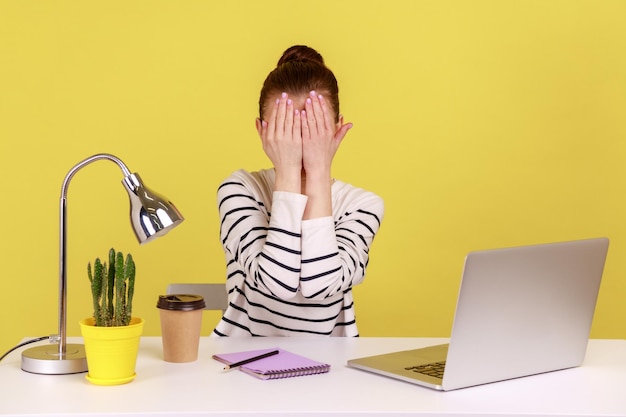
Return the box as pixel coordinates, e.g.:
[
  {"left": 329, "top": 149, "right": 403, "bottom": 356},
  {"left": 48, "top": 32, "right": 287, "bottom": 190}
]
[{"left": 1, "top": 0, "right": 625, "bottom": 355}]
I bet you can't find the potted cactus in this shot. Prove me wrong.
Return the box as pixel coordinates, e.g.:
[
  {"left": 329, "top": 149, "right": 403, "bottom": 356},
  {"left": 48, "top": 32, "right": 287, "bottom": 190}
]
[{"left": 79, "top": 248, "right": 144, "bottom": 385}]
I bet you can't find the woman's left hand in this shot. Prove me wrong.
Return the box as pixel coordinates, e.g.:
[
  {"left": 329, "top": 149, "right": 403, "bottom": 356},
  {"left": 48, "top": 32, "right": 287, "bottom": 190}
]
[{"left": 301, "top": 91, "right": 352, "bottom": 177}]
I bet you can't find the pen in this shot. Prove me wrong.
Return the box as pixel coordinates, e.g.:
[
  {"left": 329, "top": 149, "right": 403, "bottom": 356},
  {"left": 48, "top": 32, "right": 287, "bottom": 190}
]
[{"left": 224, "top": 349, "right": 280, "bottom": 370}]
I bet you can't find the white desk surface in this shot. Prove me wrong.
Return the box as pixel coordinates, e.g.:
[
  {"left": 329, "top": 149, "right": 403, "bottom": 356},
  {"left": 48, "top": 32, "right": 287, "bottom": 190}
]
[{"left": 1, "top": 337, "right": 625, "bottom": 417}]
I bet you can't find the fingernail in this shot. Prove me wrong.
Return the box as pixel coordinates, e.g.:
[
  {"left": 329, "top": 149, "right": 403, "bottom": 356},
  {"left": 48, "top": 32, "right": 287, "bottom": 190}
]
[
  {"left": 281, "top": 92, "right": 287, "bottom": 98},
  {"left": 287, "top": 99, "right": 292, "bottom": 105},
  {"left": 306, "top": 98, "right": 312, "bottom": 104},
  {"left": 310, "top": 90, "right": 316, "bottom": 97}
]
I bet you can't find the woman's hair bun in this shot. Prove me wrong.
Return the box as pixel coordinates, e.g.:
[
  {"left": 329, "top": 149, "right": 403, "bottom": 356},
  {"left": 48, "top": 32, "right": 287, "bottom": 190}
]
[{"left": 277, "top": 45, "right": 325, "bottom": 67}]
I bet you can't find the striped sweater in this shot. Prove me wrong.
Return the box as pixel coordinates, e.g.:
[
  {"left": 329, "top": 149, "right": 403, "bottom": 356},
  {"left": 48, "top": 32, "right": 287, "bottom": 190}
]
[{"left": 212, "top": 168, "right": 384, "bottom": 337}]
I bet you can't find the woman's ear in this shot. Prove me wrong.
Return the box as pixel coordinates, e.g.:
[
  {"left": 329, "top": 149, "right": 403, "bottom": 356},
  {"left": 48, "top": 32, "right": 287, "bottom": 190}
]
[
  {"left": 255, "top": 118, "right": 263, "bottom": 137},
  {"left": 336, "top": 114, "right": 344, "bottom": 130}
]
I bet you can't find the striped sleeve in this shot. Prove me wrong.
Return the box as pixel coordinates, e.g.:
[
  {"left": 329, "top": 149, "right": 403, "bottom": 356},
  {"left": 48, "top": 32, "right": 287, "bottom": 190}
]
[
  {"left": 218, "top": 179, "right": 307, "bottom": 300},
  {"left": 299, "top": 191, "right": 384, "bottom": 299}
]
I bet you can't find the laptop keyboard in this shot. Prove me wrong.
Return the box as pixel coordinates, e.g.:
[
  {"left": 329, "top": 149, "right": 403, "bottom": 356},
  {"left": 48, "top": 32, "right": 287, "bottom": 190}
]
[{"left": 405, "top": 361, "right": 446, "bottom": 379}]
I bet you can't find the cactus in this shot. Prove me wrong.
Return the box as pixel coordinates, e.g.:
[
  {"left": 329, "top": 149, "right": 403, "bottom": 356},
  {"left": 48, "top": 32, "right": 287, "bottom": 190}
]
[
  {"left": 87, "top": 248, "right": 136, "bottom": 327},
  {"left": 88, "top": 259, "right": 105, "bottom": 326},
  {"left": 106, "top": 248, "right": 115, "bottom": 321}
]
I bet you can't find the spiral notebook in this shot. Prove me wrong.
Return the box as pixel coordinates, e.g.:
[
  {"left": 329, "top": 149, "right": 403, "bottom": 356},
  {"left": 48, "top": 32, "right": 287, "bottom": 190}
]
[{"left": 212, "top": 347, "right": 330, "bottom": 380}]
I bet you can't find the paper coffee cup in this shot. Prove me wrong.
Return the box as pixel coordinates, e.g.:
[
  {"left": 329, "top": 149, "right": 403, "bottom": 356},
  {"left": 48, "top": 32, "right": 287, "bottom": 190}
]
[{"left": 157, "top": 294, "right": 206, "bottom": 363}]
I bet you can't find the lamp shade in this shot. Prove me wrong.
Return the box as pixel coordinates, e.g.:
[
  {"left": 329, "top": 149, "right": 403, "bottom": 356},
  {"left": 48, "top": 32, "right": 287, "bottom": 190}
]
[{"left": 123, "top": 173, "right": 184, "bottom": 244}]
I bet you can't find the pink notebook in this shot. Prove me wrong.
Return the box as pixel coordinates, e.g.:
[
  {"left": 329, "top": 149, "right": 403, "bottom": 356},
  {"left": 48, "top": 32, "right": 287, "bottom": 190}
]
[{"left": 212, "top": 347, "right": 330, "bottom": 380}]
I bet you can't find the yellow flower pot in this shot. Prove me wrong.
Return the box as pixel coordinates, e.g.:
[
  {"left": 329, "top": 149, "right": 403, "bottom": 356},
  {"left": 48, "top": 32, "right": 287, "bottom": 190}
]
[{"left": 79, "top": 317, "right": 144, "bottom": 386}]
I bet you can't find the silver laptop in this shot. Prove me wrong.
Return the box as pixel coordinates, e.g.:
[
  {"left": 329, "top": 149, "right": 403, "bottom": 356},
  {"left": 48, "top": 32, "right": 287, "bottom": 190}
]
[{"left": 348, "top": 237, "right": 609, "bottom": 391}]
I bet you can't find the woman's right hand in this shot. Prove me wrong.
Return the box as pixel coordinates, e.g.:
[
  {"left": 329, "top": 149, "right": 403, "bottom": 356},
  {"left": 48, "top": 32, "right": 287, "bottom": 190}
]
[{"left": 258, "top": 92, "right": 303, "bottom": 193}]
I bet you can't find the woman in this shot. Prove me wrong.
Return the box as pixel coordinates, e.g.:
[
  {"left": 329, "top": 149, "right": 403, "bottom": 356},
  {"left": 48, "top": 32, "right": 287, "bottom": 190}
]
[{"left": 213, "top": 45, "right": 384, "bottom": 336}]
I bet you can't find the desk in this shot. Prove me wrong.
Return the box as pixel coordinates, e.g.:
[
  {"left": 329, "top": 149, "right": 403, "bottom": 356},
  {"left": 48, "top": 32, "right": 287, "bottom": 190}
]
[{"left": 1, "top": 337, "right": 625, "bottom": 417}]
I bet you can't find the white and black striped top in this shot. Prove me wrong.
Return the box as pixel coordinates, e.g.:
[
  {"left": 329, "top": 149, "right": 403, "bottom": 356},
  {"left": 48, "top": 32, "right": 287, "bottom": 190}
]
[{"left": 212, "top": 169, "right": 384, "bottom": 337}]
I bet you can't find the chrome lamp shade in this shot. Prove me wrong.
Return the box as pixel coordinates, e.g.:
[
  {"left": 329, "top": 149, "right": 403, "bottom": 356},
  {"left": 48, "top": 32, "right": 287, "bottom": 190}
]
[
  {"left": 124, "top": 172, "right": 184, "bottom": 244},
  {"left": 21, "top": 153, "right": 183, "bottom": 375}
]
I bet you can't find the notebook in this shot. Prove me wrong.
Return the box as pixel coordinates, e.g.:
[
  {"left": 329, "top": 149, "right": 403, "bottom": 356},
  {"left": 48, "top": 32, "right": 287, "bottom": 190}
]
[
  {"left": 348, "top": 237, "right": 609, "bottom": 391},
  {"left": 213, "top": 348, "right": 331, "bottom": 380}
]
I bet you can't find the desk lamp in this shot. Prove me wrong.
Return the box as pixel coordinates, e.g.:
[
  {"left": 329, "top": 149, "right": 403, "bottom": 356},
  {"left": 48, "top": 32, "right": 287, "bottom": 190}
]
[{"left": 21, "top": 153, "right": 184, "bottom": 374}]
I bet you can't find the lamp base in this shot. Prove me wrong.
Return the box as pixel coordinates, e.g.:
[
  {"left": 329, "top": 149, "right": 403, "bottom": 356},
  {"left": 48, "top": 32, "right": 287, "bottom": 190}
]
[{"left": 21, "top": 343, "right": 88, "bottom": 375}]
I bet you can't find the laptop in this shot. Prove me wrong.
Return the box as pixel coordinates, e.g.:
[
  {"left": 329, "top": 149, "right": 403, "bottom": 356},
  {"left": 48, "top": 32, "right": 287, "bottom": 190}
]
[{"left": 348, "top": 237, "right": 609, "bottom": 391}]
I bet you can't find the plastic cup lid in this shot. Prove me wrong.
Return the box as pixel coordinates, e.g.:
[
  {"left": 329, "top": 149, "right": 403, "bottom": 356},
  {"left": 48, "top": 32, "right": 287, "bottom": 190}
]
[{"left": 157, "top": 294, "right": 206, "bottom": 311}]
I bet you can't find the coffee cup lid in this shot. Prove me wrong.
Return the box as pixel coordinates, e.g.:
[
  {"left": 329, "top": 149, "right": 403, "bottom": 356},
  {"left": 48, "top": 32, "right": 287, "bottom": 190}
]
[{"left": 157, "top": 294, "right": 206, "bottom": 311}]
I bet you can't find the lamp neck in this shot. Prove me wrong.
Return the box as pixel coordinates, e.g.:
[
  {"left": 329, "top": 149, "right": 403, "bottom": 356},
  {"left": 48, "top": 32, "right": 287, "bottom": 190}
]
[{"left": 60, "top": 154, "right": 131, "bottom": 199}]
